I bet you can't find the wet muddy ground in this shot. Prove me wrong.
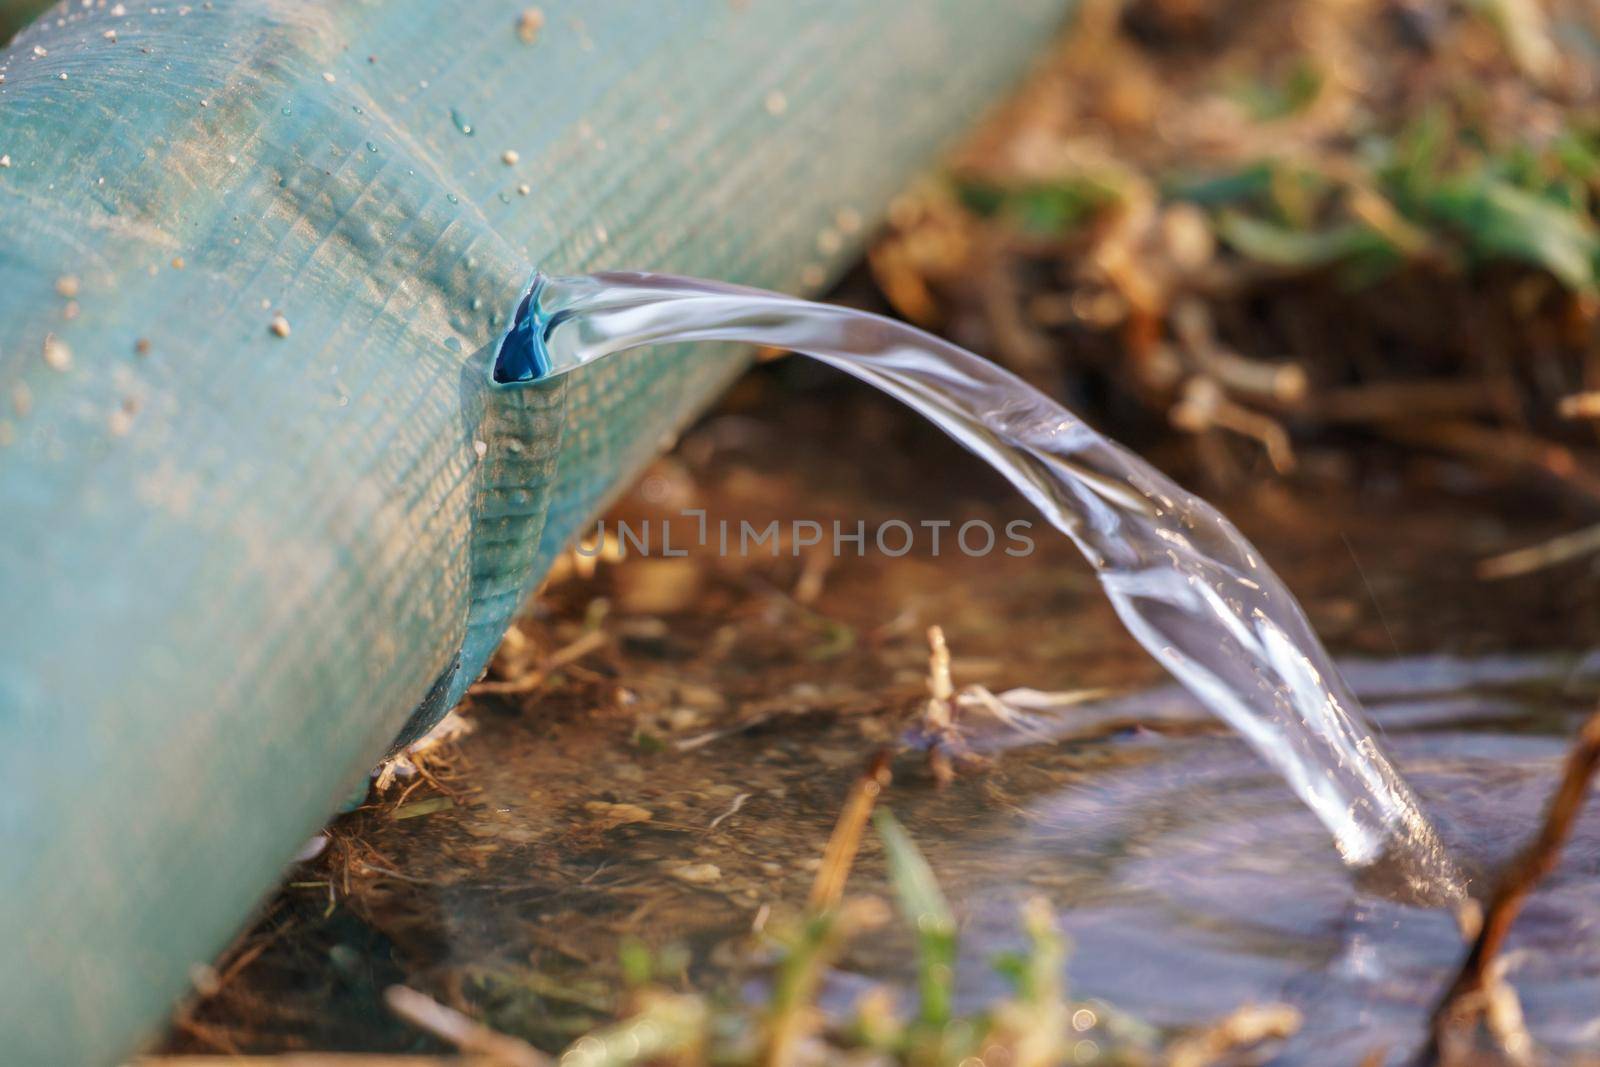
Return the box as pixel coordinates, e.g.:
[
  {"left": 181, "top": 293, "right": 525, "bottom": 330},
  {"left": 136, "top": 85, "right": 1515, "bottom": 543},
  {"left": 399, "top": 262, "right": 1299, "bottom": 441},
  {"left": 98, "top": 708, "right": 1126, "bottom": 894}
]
[{"left": 158, "top": 363, "right": 1600, "bottom": 1061}]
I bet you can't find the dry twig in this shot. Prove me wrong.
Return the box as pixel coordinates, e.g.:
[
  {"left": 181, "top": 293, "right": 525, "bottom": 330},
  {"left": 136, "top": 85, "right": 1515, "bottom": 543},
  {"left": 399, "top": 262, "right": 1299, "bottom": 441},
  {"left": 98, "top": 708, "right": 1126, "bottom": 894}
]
[
  {"left": 1478, "top": 521, "right": 1600, "bottom": 579},
  {"left": 1422, "top": 710, "right": 1600, "bottom": 1065},
  {"left": 807, "top": 750, "right": 893, "bottom": 913}
]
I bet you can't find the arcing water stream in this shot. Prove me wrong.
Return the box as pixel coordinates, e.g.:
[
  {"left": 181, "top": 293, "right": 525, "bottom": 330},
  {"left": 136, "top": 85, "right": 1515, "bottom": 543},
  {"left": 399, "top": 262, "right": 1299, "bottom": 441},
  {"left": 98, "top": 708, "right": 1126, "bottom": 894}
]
[{"left": 491, "top": 270, "right": 1463, "bottom": 902}]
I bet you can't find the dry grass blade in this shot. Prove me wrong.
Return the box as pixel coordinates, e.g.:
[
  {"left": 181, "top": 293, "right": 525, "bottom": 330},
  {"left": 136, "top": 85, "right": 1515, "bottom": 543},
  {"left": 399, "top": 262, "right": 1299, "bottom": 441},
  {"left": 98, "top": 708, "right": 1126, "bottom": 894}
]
[
  {"left": 383, "top": 986, "right": 550, "bottom": 1067},
  {"left": 1163, "top": 1002, "right": 1301, "bottom": 1067},
  {"left": 1421, "top": 710, "right": 1600, "bottom": 1065},
  {"left": 762, "top": 753, "right": 899, "bottom": 1067},
  {"left": 471, "top": 630, "right": 609, "bottom": 696},
  {"left": 1477, "top": 522, "right": 1600, "bottom": 580},
  {"left": 807, "top": 749, "right": 893, "bottom": 913}
]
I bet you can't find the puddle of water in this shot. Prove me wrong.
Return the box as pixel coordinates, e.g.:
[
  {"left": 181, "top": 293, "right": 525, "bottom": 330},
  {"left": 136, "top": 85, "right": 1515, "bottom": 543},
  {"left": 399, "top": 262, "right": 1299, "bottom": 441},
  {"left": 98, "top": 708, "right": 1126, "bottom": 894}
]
[
  {"left": 291, "top": 656, "right": 1598, "bottom": 1061},
  {"left": 928, "top": 689, "right": 1600, "bottom": 1063}
]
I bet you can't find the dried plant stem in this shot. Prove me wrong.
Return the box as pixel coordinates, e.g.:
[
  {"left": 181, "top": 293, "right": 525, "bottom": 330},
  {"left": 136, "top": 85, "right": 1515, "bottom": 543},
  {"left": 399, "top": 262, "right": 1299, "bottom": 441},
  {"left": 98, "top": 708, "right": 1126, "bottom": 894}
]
[
  {"left": 767, "top": 753, "right": 895, "bottom": 1067},
  {"left": 383, "top": 985, "right": 550, "bottom": 1067},
  {"left": 1164, "top": 1003, "right": 1301, "bottom": 1067},
  {"left": 1478, "top": 521, "right": 1600, "bottom": 579},
  {"left": 1422, "top": 710, "right": 1600, "bottom": 1064},
  {"left": 808, "top": 750, "right": 893, "bottom": 913},
  {"left": 471, "top": 630, "right": 609, "bottom": 695}
]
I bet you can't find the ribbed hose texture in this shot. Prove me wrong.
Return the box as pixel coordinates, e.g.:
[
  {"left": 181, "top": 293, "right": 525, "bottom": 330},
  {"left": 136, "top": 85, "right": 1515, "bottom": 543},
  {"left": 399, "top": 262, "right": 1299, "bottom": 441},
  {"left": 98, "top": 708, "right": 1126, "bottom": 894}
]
[{"left": 0, "top": 1, "right": 1068, "bottom": 1061}]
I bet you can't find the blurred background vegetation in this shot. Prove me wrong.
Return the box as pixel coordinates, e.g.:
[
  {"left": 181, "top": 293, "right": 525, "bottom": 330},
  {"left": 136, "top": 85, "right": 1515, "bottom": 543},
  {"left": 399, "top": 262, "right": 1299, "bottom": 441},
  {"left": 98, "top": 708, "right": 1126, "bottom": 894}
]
[{"left": 871, "top": 0, "right": 1600, "bottom": 549}]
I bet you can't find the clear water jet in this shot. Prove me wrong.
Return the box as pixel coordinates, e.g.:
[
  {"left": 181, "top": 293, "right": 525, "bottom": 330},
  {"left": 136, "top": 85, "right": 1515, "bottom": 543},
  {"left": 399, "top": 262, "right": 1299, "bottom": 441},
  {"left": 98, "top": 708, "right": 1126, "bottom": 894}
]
[{"left": 490, "top": 270, "right": 1463, "bottom": 902}]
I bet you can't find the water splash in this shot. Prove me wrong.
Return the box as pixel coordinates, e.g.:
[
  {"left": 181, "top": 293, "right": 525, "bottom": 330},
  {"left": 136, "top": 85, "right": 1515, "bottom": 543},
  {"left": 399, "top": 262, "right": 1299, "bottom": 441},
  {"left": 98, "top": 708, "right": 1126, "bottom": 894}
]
[{"left": 490, "top": 270, "right": 1462, "bottom": 901}]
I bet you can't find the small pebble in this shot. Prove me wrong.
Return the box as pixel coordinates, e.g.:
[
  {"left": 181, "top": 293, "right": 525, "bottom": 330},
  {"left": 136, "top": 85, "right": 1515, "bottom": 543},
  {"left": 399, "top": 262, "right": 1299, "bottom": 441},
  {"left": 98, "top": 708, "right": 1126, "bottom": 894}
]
[
  {"left": 517, "top": 182, "right": 530, "bottom": 196},
  {"left": 472, "top": 439, "right": 488, "bottom": 459},
  {"left": 321, "top": 71, "right": 335, "bottom": 83},
  {"left": 32, "top": 45, "right": 46, "bottom": 57},
  {"left": 135, "top": 338, "right": 151, "bottom": 356},
  {"left": 111, "top": 2, "right": 126, "bottom": 13},
  {"left": 54, "top": 275, "right": 79, "bottom": 298},
  {"left": 57, "top": 72, "right": 67, "bottom": 81},
  {"left": 171, "top": 256, "right": 184, "bottom": 269},
  {"left": 103, "top": 29, "right": 116, "bottom": 41},
  {"left": 669, "top": 863, "right": 722, "bottom": 885},
  {"left": 42, "top": 335, "right": 72, "bottom": 371},
  {"left": 764, "top": 89, "right": 787, "bottom": 116},
  {"left": 516, "top": 7, "right": 544, "bottom": 44},
  {"left": 585, "top": 801, "right": 652, "bottom": 827},
  {"left": 268, "top": 313, "right": 290, "bottom": 337},
  {"left": 0, "top": 155, "right": 9, "bottom": 168},
  {"left": 500, "top": 149, "right": 518, "bottom": 166}
]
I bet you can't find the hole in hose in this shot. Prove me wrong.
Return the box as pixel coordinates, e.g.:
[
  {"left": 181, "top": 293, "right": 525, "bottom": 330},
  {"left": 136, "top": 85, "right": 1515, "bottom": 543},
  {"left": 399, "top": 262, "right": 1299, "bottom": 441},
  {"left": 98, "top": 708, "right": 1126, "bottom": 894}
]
[{"left": 491, "top": 279, "right": 550, "bottom": 385}]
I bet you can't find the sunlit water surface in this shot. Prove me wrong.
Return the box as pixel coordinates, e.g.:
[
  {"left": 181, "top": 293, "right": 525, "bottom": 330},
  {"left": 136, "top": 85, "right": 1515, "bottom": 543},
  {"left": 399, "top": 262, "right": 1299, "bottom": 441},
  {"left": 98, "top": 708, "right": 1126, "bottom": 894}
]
[{"left": 925, "top": 662, "right": 1600, "bottom": 1062}]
